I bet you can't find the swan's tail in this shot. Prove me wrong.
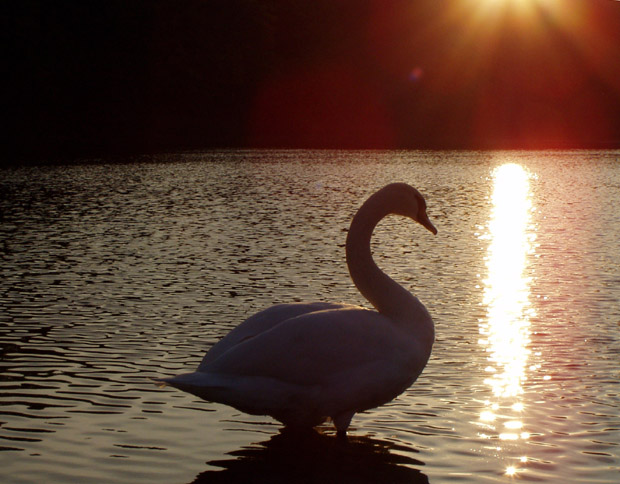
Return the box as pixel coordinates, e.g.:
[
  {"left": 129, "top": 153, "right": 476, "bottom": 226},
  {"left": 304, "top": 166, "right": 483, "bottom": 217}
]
[
  {"left": 156, "top": 371, "right": 323, "bottom": 427},
  {"left": 155, "top": 372, "right": 226, "bottom": 399}
]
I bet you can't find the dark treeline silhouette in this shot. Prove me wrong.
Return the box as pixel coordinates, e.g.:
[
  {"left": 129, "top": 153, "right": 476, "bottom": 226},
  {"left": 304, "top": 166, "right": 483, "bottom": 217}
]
[
  {"left": 5, "top": 0, "right": 620, "bottom": 163},
  {"left": 5, "top": 0, "right": 272, "bottom": 161}
]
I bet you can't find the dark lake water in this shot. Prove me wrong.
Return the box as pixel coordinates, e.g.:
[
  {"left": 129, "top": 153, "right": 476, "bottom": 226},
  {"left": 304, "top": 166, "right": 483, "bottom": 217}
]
[{"left": 1, "top": 150, "right": 619, "bottom": 483}]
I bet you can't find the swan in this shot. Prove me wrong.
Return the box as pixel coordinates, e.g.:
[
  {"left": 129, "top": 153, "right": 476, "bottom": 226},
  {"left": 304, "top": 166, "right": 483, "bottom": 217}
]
[{"left": 159, "top": 183, "right": 437, "bottom": 436}]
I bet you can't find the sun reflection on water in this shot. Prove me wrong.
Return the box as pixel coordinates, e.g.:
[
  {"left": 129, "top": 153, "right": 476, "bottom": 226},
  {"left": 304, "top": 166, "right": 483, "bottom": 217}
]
[
  {"left": 481, "top": 163, "right": 534, "bottom": 401},
  {"left": 479, "top": 163, "right": 536, "bottom": 474}
]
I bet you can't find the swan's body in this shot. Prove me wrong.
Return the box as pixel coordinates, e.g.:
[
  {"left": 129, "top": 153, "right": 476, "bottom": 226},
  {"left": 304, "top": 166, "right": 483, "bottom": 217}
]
[{"left": 159, "top": 183, "right": 437, "bottom": 435}]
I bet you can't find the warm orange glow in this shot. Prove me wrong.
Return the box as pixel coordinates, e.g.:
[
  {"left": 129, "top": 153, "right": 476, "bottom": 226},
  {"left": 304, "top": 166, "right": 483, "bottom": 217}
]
[
  {"left": 249, "top": 62, "right": 396, "bottom": 148},
  {"left": 428, "top": 0, "right": 618, "bottom": 147},
  {"left": 464, "top": 0, "right": 577, "bottom": 22},
  {"left": 470, "top": 0, "right": 542, "bottom": 15}
]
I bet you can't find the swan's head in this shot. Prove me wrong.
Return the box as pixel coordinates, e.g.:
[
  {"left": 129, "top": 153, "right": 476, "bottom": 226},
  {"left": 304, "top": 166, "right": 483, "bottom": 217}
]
[{"left": 384, "top": 183, "right": 437, "bottom": 235}]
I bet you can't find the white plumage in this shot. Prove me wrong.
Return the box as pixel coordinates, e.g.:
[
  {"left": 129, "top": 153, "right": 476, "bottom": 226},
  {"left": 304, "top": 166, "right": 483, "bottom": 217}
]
[{"left": 159, "top": 183, "right": 437, "bottom": 435}]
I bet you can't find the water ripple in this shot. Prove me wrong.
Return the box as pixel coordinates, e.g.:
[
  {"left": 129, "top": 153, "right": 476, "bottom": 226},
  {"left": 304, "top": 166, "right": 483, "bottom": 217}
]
[{"left": 1, "top": 150, "right": 619, "bottom": 483}]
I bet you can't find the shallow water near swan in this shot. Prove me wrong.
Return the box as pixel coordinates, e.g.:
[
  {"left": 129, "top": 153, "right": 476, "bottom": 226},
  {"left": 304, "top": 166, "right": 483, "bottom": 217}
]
[{"left": 1, "top": 150, "right": 619, "bottom": 483}]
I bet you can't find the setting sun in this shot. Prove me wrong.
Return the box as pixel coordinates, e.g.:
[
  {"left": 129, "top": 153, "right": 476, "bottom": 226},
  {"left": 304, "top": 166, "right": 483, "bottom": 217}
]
[
  {"left": 426, "top": 0, "right": 617, "bottom": 147},
  {"left": 469, "top": 0, "right": 564, "bottom": 16},
  {"left": 475, "top": 0, "right": 539, "bottom": 10}
]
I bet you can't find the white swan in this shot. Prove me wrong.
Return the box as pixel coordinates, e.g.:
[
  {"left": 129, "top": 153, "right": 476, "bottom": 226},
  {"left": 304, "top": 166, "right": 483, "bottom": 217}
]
[{"left": 159, "top": 183, "right": 437, "bottom": 435}]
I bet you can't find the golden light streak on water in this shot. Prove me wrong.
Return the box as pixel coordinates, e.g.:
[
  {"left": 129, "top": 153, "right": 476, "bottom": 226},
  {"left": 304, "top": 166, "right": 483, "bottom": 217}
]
[
  {"left": 478, "top": 163, "right": 536, "bottom": 475},
  {"left": 480, "top": 163, "right": 534, "bottom": 401}
]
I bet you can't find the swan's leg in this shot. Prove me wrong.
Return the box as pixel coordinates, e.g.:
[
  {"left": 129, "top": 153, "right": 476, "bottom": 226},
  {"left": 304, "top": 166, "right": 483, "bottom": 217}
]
[{"left": 333, "top": 411, "right": 354, "bottom": 437}]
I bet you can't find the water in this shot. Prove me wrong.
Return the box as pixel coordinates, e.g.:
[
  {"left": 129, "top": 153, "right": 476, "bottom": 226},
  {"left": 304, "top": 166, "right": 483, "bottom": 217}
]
[{"left": 1, "top": 150, "right": 619, "bottom": 483}]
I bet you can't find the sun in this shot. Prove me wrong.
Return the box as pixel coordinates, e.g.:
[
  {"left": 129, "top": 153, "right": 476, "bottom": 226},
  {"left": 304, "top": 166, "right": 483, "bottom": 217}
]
[{"left": 469, "top": 0, "right": 549, "bottom": 18}]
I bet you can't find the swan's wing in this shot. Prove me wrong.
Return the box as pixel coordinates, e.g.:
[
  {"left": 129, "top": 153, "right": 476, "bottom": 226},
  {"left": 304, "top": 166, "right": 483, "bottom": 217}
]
[
  {"left": 168, "top": 308, "right": 431, "bottom": 423},
  {"left": 199, "top": 302, "right": 353, "bottom": 368},
  {"left": 203, "top": 307, "right": 426, "bottom": 391}
]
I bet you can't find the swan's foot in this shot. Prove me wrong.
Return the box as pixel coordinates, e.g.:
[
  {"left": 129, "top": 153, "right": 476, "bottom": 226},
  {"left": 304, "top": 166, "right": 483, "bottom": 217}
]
[{"left": 332, "top": 411, "right": 354, "bottom": 437}]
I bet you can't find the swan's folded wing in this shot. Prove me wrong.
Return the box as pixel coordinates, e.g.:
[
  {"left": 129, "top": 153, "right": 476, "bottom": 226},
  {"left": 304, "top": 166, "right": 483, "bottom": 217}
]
[
  {"left": 202, "top": 308, "right": 419, "bottom": 388},
  {"left": 199, "top": 302, "right": 352, "bottom": 368}
]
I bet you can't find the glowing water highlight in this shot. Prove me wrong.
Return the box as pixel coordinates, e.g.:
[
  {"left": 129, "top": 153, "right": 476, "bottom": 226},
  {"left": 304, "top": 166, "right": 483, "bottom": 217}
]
[{"left": 478, "top": 163, "right": 536, "bottom": 475}]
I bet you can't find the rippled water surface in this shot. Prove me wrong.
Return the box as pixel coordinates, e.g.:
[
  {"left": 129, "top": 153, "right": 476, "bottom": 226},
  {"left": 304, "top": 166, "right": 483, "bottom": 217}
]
[{"left": 1, "top": 150, "right": 619, "bottom": 483}]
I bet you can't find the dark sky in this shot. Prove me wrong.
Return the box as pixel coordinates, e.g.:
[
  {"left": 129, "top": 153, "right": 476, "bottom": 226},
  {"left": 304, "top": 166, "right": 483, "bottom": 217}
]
[{"left": 5, "top": 0, "right": 620, "bottom": 162}]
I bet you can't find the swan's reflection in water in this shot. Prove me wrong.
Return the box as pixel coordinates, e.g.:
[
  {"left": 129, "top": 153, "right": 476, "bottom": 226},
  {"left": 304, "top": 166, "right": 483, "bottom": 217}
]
[
  {"left": 478, "top": 163, "right": 535, "bottom": 475},
  {"left": 192, "top": 428, "right": 429, "bottom": 484}
]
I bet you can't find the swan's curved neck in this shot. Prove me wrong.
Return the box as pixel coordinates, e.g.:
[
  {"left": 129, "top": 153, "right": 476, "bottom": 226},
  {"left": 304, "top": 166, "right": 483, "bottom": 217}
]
[{"left": 345, "top": 194, "right": 427, "bottom": 324}]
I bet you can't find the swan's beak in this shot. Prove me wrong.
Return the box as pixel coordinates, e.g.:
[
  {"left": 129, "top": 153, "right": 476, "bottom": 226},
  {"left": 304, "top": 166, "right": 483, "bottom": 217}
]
[{"left": 419, "top": 213, "right": 438, "bottom": 235}]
